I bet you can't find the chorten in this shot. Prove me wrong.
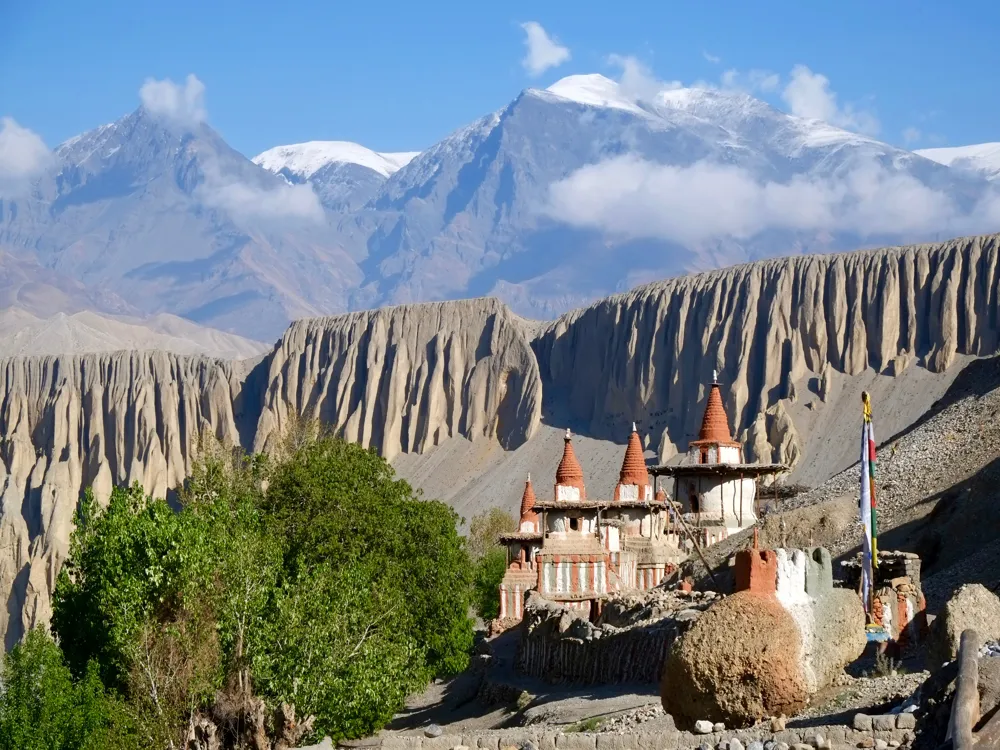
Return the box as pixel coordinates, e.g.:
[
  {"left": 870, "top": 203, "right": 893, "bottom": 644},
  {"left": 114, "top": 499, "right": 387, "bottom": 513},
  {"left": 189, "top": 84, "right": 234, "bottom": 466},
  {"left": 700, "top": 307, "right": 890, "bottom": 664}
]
[
  {"left": 687, "top": 370, "right": 743, "bottom": 465},
  {"left": 648, "top": 370, "right": 788, "bottom": 547},
  {"left": 554, "top": 429, "right": 586, "bottom": 501},
  {"left": 614, "top": 423, "right": 653, "bottom": 501},
  {"left": 519, "top": 474, "right": 539, "bottom": 533}
]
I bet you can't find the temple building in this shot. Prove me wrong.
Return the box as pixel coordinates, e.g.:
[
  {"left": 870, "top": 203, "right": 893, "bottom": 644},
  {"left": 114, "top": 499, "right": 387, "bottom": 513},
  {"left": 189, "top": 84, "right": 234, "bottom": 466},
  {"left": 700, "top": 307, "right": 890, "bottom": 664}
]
[
  {"left": 497, "top": 425, "right": 685, "bottom": 627},
  {"left": 649, "top": 371, "right": 787, "bottom": 548},
  {"left": 495, "top": 372, "right": 786, "bottom": 630}
]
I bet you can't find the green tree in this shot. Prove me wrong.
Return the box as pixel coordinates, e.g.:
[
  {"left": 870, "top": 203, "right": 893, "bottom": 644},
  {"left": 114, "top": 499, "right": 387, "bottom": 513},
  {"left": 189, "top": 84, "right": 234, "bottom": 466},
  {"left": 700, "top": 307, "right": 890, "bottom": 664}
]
[
  {"left": 472, "top": 547, "right": 509, "bottom": 621},
  {"left": 179, "top": 446, "right": 281, "bottom": 693},
  {"left": 52, "top": 484, "right": 208, "bottom": 691},
  {"left": 255, "top": 560, "right": 417, "bottom": 741},
  {"left": 262, "top": 437, "right": 475, "bottom": 678},
  {"left": 467, "top": 508, "right": 516, "bottom": 562},
  {"left": 0, "top": 628, "right": 142, "bottom": 750},
  {"left": 49, "top": 433, "right": 477, "bottom": 744}
]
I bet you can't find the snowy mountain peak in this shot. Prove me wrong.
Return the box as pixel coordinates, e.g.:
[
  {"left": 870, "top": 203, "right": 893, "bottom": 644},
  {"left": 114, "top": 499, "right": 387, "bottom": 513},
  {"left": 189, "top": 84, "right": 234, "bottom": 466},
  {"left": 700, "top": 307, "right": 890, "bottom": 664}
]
[
  {"left": 916, "top": 142, "right": 1000, "bottom": 181},
  {"left": 253, "top": 141, "right": 420, "bottom": 180},
  {"left": 542, "top": 74, "right": 648, "bottom": 115}
]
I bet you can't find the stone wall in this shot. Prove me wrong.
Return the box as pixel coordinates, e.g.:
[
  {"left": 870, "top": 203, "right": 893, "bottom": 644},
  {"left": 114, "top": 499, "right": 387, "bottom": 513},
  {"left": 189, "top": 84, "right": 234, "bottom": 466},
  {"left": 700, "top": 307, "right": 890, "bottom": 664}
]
[
  {"left": 376, "top": 721, "right": 917, "bottom": 750},
  {"left": 515, "top": 593, "right": 709, "bottom": 684}
]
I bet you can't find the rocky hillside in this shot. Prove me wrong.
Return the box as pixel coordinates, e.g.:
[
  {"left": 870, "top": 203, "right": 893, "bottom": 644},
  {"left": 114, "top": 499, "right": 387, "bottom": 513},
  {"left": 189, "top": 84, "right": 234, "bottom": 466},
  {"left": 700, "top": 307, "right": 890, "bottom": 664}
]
[{"left": 2, "top": 233, "right": 1000, "bottom": 646}]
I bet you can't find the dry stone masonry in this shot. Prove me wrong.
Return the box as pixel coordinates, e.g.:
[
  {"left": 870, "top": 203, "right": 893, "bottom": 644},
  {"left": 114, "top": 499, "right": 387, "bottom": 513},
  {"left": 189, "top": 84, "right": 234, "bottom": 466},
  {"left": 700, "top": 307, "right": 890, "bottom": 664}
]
[{"left": 515, "top": 589, "right": 716, "bottom": 684}]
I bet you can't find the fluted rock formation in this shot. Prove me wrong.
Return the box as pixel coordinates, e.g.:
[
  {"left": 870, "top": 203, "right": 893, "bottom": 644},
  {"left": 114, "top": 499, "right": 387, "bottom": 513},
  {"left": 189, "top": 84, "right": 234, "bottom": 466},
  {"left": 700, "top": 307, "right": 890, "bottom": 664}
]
[
  {"left": 2, "top": 235, "right": 1000, "bottom": 650},
  {"left": 0, "top": 352, "right": 253, "bottom": 648},
  {"left": 534, "top": 234, "right": 1000, "bottom": 467},
  {"left": 253, "top": 298, "right": 542, "bottom": 461}
]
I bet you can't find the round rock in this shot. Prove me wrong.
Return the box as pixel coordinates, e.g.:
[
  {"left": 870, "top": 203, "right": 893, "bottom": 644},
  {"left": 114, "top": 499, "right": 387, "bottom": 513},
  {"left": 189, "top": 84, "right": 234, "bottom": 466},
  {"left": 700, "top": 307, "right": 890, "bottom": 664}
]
[{"left": 661, "top": 591, "right": 808, "bottom": 727}]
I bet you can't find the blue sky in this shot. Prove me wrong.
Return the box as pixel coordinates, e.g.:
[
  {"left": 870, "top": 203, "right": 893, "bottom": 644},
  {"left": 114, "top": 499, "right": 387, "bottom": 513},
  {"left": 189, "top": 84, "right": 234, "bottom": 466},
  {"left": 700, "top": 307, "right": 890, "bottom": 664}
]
[{"left": 2, "top": 0, "right": 998, "bottom": 157}]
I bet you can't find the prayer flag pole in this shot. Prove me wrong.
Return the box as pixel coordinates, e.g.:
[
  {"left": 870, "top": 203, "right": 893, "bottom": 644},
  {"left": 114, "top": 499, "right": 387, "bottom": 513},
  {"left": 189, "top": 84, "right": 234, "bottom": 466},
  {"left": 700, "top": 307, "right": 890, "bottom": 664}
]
[{"left": 860, "top": 391, "right": 886, "bottom": 641}]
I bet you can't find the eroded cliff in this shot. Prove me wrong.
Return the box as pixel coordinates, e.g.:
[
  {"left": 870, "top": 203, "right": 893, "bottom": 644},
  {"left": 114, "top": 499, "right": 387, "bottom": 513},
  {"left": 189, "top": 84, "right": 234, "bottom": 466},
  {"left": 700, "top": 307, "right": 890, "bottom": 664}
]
[
  {"left": 534, "top": 234, "right": 1000, "bottom": 466},
  {"left": 253, "top": 297, "right": 543, "bottom": 461},
  {"left": 2, "top": 235, "right": 1000, "bottom": 646},
  {"left": 0, "top": 299, "right": 543, "bottom": 645},
  {"left": 0, "top": 352, "right": 252, "bottom": 647}
]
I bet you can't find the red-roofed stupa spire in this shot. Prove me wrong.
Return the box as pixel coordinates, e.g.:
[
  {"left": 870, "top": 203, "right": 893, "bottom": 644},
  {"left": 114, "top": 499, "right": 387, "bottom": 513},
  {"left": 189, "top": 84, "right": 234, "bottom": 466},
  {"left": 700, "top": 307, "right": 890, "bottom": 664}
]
[
  {"left": 697, "top": 370, "right": 733, "bottom": 443},
  {"left": 614, "top": 422, "right": 651, "bottom": 501},
  {"left": 689, "top": 370, "right": 742, "bottom": 462},
  {"left": 555, "top": 428, "right": 586, "bottom": 501},
  {"left": 519, "top": 473, "right": 538, "bottom": 531}
]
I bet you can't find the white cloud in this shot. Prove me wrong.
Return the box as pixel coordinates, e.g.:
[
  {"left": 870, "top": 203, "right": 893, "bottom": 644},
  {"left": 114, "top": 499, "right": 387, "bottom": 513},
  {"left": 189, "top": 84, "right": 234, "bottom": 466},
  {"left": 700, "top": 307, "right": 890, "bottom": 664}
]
[
  {"left": 0, "top": 117, "right": 53, "bottom": 196},
  {"left": 139, "top": 74, "right": 207, "bottom": 128},
  {"left": 703, "top": 51, "right": 721, "bottom": 64},
  {"left": 545, "top": 155, "right": 1000, "bottom": 245},
  {"left": 196, "top": 159, "right": 324, "bottom": 224},
  {"left": 608, "top": 55, "right": 682, "bottom": 102},
  {"left": 720, "top": 68, "right": 780, "bottom": 95},
  {"left": 902, "top": 127, "right": 922, "bottom": 145},
  {"left": 781, "top": 64, "right": 879, "bottom": 135},
  {"left": 519, "top": 22, "right": 570, "bottom": 76}
]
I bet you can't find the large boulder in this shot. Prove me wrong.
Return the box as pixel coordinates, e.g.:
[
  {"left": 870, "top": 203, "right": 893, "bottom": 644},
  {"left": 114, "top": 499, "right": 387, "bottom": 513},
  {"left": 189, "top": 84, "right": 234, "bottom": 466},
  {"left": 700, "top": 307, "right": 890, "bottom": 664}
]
[
  {"left": 927, "top": 584, "right": 1000, "bottom": 671},
  {"left": 809, "top": 587, "right": 868, "bottom": 689},
  {"left": 662, "top": 547, "right": 866, "bottom": 728},
  {"left": 661, "top": 591, "right": 809, "bottom": 727}
]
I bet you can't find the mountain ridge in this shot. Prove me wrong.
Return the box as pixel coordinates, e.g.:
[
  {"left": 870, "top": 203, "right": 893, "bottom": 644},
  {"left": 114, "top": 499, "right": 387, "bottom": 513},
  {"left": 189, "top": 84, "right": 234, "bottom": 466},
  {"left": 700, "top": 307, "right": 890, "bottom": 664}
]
[
  {"left": 2, "top": 76, "right": 998, "bottom": 340},
  {"left": 917, "top": 142, "right": 1000, "bottom": 181}
]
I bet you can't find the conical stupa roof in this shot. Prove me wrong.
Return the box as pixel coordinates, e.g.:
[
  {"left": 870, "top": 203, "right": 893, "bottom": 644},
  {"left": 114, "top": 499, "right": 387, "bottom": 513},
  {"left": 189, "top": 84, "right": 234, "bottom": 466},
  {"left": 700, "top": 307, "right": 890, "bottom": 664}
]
[
  {"left": 618, "top": 423, "right": 649, "bottom": 487},
  {"left": 519, "top": 474, "right": 538, "bottom": 521},
  {"left": 555, "top": 429, "right": 586, "bottom": 495}
]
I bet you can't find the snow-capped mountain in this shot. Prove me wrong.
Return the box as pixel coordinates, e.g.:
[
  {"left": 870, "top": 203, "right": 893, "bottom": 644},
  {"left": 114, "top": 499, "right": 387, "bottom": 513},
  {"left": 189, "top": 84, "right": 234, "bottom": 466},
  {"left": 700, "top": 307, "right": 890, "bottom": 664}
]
[
  {"left": 341, "top": 74, "right": 994, "bottom": 314},
  {"left": 253, "top": 141, "right": 420, "bottom": 210},
  {"left": 253, "top": 141, "right": 419, "bottom": 180},
  {"left": 1, "top": 74, "right": 998, "bottom": 338},
  {"left": 0, "top": 106, "right": 360, "bottom": 338},
  {"left": 916, "top": 143, "right": 1000, "bottom": 181}
]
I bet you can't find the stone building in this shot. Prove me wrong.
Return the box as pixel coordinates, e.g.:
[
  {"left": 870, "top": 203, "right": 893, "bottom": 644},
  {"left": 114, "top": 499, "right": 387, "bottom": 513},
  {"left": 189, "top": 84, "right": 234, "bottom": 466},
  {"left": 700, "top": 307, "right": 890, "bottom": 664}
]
[
  {"left": 496, "top": 476, "right": 544, "bottom": 622},
  {"left": 650, "top": 372, "right": 786, "bottom": 547},
  {"left": 497, "top": 426, "right": 685, "bottom": 627},
  {"left": 496, "top": 374, "right": 785, "bottom": 629}
]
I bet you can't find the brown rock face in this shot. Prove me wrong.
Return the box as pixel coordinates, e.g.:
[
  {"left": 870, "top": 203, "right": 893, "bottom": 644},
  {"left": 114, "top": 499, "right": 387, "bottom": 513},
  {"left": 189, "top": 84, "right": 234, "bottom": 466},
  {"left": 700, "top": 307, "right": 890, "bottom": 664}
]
[
  {"left": 0, "top": 299, "right": 544, "bottom": 648},
  {"left": 661, "top": 591, "right": 808, "bottom": 727},
  {"left": 927, "top": 584, "right": 1000, "bottom": 671},
  {"left": 254, "top": 298, "right": 542, "bottom": 462}
]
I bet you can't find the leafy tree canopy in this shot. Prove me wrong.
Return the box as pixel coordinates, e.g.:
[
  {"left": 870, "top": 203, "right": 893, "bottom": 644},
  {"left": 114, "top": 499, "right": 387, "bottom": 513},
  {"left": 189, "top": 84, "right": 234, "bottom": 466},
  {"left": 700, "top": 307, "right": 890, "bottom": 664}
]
[{"left": 50, "top": 433, "right": 476, "bottom": 745}]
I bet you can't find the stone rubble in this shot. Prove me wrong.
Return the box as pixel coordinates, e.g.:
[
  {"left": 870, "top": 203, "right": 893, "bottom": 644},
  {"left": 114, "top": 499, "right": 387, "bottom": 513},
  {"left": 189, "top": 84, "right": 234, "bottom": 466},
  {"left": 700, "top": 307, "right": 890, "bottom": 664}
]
[{"left": 980, "top": 639, "right": 1000, "bottom": 658}]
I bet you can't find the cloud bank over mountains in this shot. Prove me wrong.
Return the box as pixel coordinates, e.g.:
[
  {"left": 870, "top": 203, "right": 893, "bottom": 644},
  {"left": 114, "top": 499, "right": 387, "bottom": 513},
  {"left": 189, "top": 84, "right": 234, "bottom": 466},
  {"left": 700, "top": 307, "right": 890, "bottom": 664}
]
[
  {"left": 0, "top": 117, "right": 54, "bottom": 196},
  {"left": 138, "top": 74, "right": 208, "bottom": 128},
  {"left": 547, "top": 156, "right": 1000, "bottom": 245},
  {"left": 1, "top": 32, "right": 998, "bottom": 339}
]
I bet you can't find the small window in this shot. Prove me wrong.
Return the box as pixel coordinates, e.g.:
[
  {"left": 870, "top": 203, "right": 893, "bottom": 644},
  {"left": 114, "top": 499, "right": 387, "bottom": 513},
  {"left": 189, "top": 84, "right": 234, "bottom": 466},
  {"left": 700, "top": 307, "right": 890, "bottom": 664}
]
[
  {"left": 700, "top": 447, "right": 708, "bottom": 464},
  {"left": 569, "top": 516, "right": 581, "bottom": 531},
  {"left": 688, "top": 483, "right": 701, "bottom": 513}
]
